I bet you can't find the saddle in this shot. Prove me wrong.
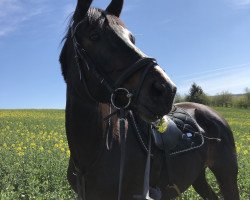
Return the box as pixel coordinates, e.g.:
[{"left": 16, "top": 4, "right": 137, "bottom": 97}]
[
  {"left": 152, "top": 106, "right": 204, "bottom": 156},
  {"left": 147, "top": 107, "right": 205, "bottom": 200}
]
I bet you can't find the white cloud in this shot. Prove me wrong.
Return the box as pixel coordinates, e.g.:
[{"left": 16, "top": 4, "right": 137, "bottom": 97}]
[
  {"left": 0, "top": 0, "right": 55, "bottom": 37},
  {"left": 0, "top": 0, "right": 42, "bottom": 37},
  {"left": 175, "top": 63, "right": 250, "bottom": 95},
  {"left": 230, "top": 0, "right": 250, "bottom": 8},
  {"left": 236, "top": 0, "right": 250, "bottom": 5}
]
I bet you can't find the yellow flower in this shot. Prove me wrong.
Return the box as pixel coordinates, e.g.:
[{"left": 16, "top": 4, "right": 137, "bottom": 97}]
[
  {"left": 16, "top": 147, "right": 22, "bottom": 151},
  {"left": 39, "top": 146, "right": 44, "bottom": 151},
  {"left": 17, "top": 152, "right": 25, "bottom": 156},
  {"left": 243, "top": 150, "right": 248, "bottom": 155},
  {"left": 30, "top": 143, "right": 36, "bottom": 148},
  {"left": 66, "top": 150, "right": 70, "bottom": 157}
]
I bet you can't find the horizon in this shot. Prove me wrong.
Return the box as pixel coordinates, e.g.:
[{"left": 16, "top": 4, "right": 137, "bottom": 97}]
[
  {"left": 0, "top": 89, "right": 247, "bottom": 110},
  {"left": 1, "top": 0, "right": 250, "bottom": 109}
]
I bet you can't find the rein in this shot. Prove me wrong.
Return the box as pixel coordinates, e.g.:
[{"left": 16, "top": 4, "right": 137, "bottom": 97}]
[{"left": 70, "top": 18, "right": 159, "bottom": 200}]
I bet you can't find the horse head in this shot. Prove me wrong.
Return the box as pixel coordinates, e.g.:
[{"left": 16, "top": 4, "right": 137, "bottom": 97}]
[{"left": 60, "top": 0, "right": 176, "bottom": 122}]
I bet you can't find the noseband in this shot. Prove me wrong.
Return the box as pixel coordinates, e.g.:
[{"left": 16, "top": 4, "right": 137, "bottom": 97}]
[
  {"left": 71, "top": 19, "right": 157, "bottom": 109},
  {"left": 70, "top": 18, "right": 159, "bottom": 200}
]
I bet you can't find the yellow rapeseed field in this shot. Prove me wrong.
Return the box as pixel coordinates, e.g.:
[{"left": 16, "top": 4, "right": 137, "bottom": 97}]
[
  {"left": 0, "top": 110, "right": 74, "bottom": 199},
  {"left": 0, "top": 108, "right": 249, "bottom": 199}
]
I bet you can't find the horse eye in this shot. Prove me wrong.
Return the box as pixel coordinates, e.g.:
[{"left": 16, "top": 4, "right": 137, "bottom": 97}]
[
  {"left": 129, "top": 34, "right": 135, "bottom": 44},
  {"left": 89, "top": 33, "right": 100, "bottom": 41}
]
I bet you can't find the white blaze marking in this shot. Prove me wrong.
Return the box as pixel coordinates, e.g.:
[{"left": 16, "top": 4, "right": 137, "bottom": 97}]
[
  {"left": 155, "top": 65, "right": 176, "bottom": 87},
  {"left": 119, "top": 25, "right": 147, "bottom": 57},
  {"left": 117, "top": 25, "right": 176, "bottom": 88}
]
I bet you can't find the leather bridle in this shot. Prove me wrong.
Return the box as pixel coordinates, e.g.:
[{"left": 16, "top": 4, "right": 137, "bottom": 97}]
[
  {"left": 70, "top": 17, "right": 160, "bottom": 200},
  {"left": 71, "top": 18, "right": 157, "bottom": 110}
]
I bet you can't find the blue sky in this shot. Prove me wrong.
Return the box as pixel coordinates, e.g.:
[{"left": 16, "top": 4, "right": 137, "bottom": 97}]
[{"left": 0, "top": 0, "right": 250, "bottom": 109}]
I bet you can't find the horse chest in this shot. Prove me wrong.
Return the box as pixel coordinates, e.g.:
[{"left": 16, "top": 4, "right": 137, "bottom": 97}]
[{"left": 83, "top": 135, "right": 149, "bottom": 199}]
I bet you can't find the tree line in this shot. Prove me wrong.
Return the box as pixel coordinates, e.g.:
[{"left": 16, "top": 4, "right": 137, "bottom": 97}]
[{"left": 175, "top": 83, "right": 250, "bottom": 109}]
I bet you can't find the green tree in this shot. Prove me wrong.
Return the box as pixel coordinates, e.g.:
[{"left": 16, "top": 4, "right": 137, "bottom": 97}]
[
  {"left": 213, "top": 91, "right": 233, "bottom": 107},
  {"left": 234, "top": 96, "right": 248, "bottom": 108},
  {"left": 185, "top": 83, "right": 209, "bottom": 105},
  {"left": 234, "top": 88, "right": 250, "bottom": 108},
  {"left": 174, "top": 93, "right": 185, "bottom": 103}
]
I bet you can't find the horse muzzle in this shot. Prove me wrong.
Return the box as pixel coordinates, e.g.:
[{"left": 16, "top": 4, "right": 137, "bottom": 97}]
[{"left": 136, "top": 66, "right": 177, "bottom": 122}]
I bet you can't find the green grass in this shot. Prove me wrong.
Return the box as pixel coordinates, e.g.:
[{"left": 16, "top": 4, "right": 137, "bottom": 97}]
[
  {"left": 0, "top": 110, "right": 75, "bottom": 199},
  {"left": 0, "top": 108, "right": 249, "bottom": 199}
]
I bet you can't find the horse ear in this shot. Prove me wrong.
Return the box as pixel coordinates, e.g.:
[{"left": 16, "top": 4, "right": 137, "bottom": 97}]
[
  {"left": 106, "top": 0, "right": 124, "bottom": 17},
  {"left": 73, "top": 0, "right": 93, "bottom": 21}
]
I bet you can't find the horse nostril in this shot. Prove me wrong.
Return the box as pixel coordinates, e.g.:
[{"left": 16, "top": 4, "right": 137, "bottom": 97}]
[
  {"left": 153, "top": 82, "right": 166, "bottom": 94},
  {"left": 153, "top": 82, "right": 177, "bottom": 97}
]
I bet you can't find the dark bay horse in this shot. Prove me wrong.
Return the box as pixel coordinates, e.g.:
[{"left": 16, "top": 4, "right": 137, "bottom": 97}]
[{"left": 59, "top": 0, "right": 239, "bottom": 199}]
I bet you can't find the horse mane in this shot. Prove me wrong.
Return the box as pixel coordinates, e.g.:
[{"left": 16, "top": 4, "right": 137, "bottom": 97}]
[
  {"left": 59, "top": 14, "right": 73, "bottom": 82},
  {"left": 59, "top": 7, "right": 125, "bottom": 82}
]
